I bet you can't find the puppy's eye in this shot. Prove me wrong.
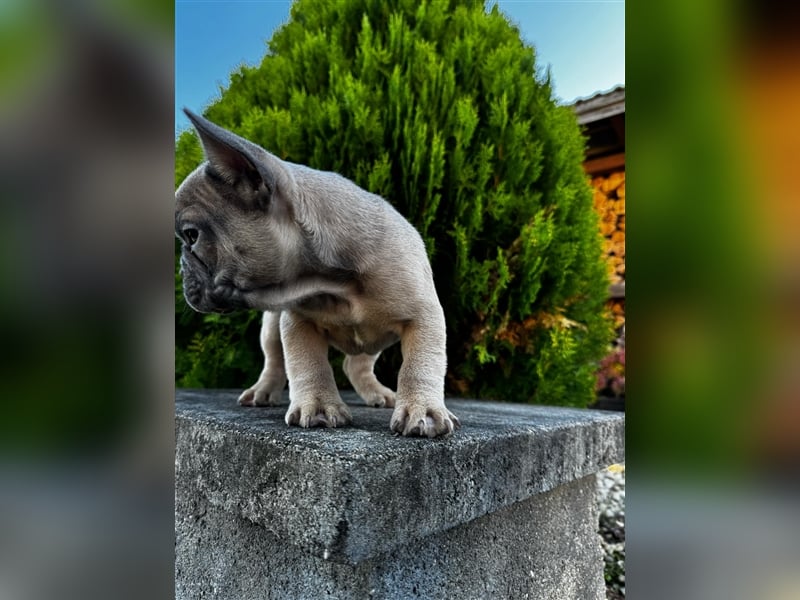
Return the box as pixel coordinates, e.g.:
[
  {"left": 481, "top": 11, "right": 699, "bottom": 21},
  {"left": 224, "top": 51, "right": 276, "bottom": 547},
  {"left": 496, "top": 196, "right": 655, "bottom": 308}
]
[{"left": 183, "top": 227, "right": 199, "bottom": 246}]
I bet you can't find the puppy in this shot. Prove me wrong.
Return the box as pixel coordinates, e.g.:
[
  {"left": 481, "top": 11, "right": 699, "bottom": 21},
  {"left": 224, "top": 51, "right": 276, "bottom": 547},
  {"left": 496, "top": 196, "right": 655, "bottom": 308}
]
[{"left": 176, "top": 109, "right": 459, "bottom": 437}]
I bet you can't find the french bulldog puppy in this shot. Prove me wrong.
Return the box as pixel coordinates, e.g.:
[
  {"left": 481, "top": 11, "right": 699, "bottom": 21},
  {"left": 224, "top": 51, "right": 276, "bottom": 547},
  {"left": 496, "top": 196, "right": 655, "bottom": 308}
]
[{"left": 176, "top": 109, "right": 459, "bottom": 437}]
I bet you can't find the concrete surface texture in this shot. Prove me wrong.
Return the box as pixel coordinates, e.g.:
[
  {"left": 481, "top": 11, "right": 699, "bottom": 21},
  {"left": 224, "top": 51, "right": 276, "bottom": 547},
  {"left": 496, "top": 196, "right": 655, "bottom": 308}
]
[{"left": 175, "top": 389, "right": 624, "bottom": 599}]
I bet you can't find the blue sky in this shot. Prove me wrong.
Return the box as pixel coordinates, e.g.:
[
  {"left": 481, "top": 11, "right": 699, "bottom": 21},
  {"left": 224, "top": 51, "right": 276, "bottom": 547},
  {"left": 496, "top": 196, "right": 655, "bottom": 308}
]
[{"left": 175, "top": 0, "right": 624, "bottom": 135}]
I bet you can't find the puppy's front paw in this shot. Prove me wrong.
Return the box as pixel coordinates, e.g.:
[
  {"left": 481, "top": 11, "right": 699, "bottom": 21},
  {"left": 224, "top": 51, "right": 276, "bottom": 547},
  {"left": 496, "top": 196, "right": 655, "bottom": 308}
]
[
  {"left": 390, "top": 400, "right": 460, "bottom": 438},
  {"left": 238, "top": 375, "right": 286, "bottom": 407},
  {"left": 285, "top": 395, "right": 352, "bottom": 429}
]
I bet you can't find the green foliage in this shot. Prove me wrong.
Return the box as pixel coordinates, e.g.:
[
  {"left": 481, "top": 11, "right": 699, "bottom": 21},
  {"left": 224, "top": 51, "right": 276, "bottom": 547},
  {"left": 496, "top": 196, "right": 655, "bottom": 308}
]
[{"left": 175, "top": 0, "right": 613, "bottom": 406}]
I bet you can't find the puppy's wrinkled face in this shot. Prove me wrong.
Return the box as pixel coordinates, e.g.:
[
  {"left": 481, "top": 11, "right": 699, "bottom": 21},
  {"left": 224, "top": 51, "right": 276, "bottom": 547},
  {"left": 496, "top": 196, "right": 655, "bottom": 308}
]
[
  {"left": 176, "top": 109, "right": 308, "bottom": 314},
  {"left": 175, "top": 164, "right": 294, "bottom": 314}
]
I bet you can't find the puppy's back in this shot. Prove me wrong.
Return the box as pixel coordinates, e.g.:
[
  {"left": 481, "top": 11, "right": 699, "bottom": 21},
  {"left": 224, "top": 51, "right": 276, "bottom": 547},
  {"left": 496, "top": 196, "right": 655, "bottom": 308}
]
[{"left": 287, "top": 162, "right": 429, "bottom": 272}]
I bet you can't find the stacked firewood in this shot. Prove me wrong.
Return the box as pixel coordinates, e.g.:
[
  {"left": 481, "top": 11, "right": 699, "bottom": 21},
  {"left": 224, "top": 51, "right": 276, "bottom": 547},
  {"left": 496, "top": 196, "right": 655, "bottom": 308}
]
[
  {"left": 593, "top": 170, "right": 625, "bottom": 284},
  {"left": 591, "top": 170, "right": 625, "bottom": 329}
]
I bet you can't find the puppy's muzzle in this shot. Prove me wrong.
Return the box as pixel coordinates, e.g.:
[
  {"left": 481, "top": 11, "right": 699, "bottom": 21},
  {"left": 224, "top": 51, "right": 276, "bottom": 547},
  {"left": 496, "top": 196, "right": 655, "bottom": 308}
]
[
  {"left": 179, "top": 252, "right": 225, "bottom": 314},
  {"left": 181, "top": 251, "right": 251, "bottom": 315}
]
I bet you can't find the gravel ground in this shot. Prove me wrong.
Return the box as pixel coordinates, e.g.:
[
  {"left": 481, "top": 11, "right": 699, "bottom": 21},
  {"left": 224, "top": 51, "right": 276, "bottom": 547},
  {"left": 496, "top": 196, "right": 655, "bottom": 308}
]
[{"left": 596, "top": 464, "right": 625, "bottom": 599}]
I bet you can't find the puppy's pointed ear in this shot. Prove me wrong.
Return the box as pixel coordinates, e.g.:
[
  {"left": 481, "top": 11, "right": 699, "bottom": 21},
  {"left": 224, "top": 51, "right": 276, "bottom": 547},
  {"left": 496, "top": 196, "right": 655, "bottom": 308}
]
[{"left": 183, "top": 108, "right": 277, "bottom": 204}]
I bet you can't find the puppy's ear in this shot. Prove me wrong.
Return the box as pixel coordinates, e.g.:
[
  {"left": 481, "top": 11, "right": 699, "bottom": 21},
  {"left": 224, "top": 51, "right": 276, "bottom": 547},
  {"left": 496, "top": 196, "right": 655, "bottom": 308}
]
[{"left": 183, "top": 108, "right": 277, "bottom": 207}]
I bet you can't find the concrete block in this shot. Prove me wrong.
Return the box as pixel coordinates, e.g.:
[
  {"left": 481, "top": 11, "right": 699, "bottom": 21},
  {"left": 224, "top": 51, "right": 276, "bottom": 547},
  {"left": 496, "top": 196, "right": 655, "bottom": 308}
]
[{"left": 175, "top": 389, "right": 624, "bottom": 599}]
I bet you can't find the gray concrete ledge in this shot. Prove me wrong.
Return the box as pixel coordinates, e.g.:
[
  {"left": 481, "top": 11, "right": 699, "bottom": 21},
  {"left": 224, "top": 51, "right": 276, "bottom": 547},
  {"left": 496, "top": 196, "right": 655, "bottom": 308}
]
[
  {"left": 175, "top": 389, "right": 624, "bottom": 565},
  {"left": 176, "top": 473, "right": 604, "bottom": 600}
]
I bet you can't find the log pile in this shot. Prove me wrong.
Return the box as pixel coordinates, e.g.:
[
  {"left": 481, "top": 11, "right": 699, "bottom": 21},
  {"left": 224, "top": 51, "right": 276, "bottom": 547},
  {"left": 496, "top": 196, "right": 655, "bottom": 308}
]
[{"left": 591, "top": 169, "right": 625, "bottom": 329}]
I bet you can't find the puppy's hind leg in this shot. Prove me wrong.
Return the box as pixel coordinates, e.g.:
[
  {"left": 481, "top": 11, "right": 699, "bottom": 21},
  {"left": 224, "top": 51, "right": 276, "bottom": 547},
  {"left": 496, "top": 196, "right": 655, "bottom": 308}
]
[
  {"left": 343, "top": 353, "right": 396, "bottom": 408},
  {"left": 238, "top": 311, "right": 287, "bottom": 406}
]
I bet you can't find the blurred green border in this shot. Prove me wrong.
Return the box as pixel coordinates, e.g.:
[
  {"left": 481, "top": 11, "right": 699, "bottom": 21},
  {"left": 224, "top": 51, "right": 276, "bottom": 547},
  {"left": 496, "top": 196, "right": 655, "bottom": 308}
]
[{"left": 627, "top": 0, "right": 766, "bottom": 476}]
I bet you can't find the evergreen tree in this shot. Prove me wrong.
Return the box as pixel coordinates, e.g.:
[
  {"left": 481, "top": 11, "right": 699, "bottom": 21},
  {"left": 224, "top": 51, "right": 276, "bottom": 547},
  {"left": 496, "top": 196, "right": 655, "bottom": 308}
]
[{"left": 175, "top": 0, "right": 612, "bottom": 407}]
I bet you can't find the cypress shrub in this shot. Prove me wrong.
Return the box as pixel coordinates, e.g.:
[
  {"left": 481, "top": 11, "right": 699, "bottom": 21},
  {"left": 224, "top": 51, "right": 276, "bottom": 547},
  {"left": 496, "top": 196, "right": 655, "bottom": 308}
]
[{"left": 175, "top": 0, "right": 613, "bottom": 407}]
